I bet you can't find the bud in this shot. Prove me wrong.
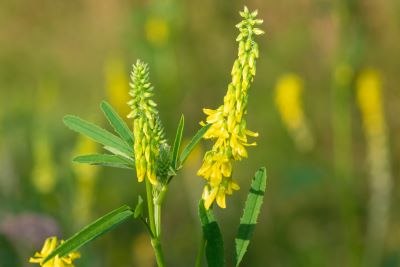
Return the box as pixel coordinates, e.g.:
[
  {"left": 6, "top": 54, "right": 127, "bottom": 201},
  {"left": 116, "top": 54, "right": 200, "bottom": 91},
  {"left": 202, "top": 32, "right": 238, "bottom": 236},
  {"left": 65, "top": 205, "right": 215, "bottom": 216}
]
[{"left": 128, "top": 60, "right": 166, "bottom": 185}]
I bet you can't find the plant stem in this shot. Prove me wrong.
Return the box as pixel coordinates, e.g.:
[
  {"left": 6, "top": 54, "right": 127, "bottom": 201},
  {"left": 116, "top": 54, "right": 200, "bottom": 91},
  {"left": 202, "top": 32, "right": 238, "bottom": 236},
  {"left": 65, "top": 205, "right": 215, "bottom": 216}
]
[
  {"left": 145, "top": 179, "right": 166, "bottom": 267},
  {"left": 155, "top": 186, "right": 168, "bottom": 237},
  {"left": 194, "top": 235, "right": 206, "bottom": 267},
  {"left": 151, "top": 238, "right": 166, "bottom": 267},
  {"left": 145, "top": 179, "right": 156, "bottom": 235}
]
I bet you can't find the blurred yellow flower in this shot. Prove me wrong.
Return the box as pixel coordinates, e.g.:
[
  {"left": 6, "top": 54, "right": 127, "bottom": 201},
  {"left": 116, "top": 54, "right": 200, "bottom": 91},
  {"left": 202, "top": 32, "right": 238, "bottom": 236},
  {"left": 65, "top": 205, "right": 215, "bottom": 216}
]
[
  {"left": 198, "top": 7, "right": 263, "bottom": 209},
  {"left": 275, "top": 74, "right": 314, "bottom": 152},
  {"left": 72, "top": 135, "right": 99, "bottom": 226},
  {"left": 31, "top": 134, "right": 56, "bottom": 194},
  {"left": 29, "top": 237, "right": 80, "bottom": 267},
  {"left": 105, "top": 56, "right": 130, "bottom": 117},
  {"left": 356, "top": 69, "right": 385, "bottom": 136},
  {"left": 145, "top": 17, "right": 169, "bottom": 46},
  {"left": 356, "top": 68, "right": 392, "bottom": 265}
]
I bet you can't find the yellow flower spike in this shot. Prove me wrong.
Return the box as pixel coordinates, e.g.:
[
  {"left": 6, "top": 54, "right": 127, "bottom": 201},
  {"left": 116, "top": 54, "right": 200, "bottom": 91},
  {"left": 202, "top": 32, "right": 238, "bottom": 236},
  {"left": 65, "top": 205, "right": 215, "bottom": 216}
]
[
  {"left": 29, "top": 237, "right": 80, "bottom": 267},
  {"left": 128, "top": 60, "right": 166, "bottom": 185},
  {"left": 356, "top": 69, "right": 393, "bottom": 265},
  {"left": 275, "top": 73, "right": 314, "bottom": 152},
  {"left": 197, "top": 7, "right": 263, "bottom": 209}
]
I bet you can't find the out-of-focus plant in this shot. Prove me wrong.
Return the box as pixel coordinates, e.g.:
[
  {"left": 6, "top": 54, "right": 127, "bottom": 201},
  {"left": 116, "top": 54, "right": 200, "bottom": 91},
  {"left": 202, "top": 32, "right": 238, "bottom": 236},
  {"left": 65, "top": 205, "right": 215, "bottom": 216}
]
[
  {"left": 356, "top": 69, "right": 392, "bottom": 267},
  {"left": 104, "top": 56, "right": 130, "bottom": 118},
  {"left": 72, "top": 136, "right": 99, "bottom": 227},
  {"left": 31, "top": 134, "right": 56, "bottom": 194},
  {"left": 28, "top": 6, "right": 267, "bottom": 267},
  {"left": 275, "top": 74, "right": 314, "bottom": 152}
]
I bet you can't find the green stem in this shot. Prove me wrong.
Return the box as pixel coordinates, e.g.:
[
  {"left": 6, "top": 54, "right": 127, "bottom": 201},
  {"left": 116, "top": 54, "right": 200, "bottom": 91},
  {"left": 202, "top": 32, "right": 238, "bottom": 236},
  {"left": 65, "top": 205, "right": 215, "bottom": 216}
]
[
  {"left": 151, "top": 238, "right": 166, "bottom": 267},
  {"left": 145, "top": 179, "right": 156, "bottom": 235},
  {"left": 194, "top": 235, "right": 206, "bottom": 267},
  {"left": 155, "top": 186, "right": 168, "bottom": 237},
  {"left": 145, "top": 179, "right": 166, "bottom": 267}
]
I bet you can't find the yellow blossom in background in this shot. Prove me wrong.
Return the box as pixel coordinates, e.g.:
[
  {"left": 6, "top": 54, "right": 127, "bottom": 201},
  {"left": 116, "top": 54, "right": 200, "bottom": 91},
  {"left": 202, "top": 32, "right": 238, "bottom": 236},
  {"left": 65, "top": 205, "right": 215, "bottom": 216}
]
[
  {"left": 105, "top": 56, "right": 130, "bottom": 117},
  {"left": 275, "top": 74, "right": 314, "bottom": 152},
  {"left": 29, "top": 237, "right": 80, "bottom": 267},
  {"left": 197, "top": 7, "right": 263, "bottom": 209},
  {"left": 356, "top": 68, "right": 392, "bottom": 265},
  {"left": 128, "top": 60, "right": 166, "bottom": 185},
  {"left": 31, "top": 79, "right": 59, "bottom": 194},
  {"left": 145, "top": 17, "right": 170, "bottom": 46},
  {"left": 31, "top": 134, "right": 56, "bottom": 194},
  {"left": 357, "top": 69, "right": 385, "bottom": 136},
  {"left": 72, "top": 135, "right": 99, "bottom": 226}
]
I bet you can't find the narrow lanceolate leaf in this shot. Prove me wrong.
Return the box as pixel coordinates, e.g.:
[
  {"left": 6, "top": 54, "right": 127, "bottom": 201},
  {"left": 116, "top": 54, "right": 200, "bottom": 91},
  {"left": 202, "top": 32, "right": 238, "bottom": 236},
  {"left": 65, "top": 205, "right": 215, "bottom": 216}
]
[
  {"left": 100, "top": 101, "right": 134, "bottom": 148},
  {"left": 171, "top": 115, "right": 184, "bottom": 169},
  {"left": 43, "top": 205, "right": 134, "bottom": 264},
  {"left": 64, "top": 115, "right": 133, "bottom": 156},
  {"left": 234, "top": 167, "right": 267, "bottom": 267},
  {"left": 179, "top": 124, "right": 211, "bottom": 167},
  {"left": 134, "top": 196, "right": 144, "bottom": 219},
  {"left": 198, "top": 200, "right": 224, "bottom": 267},
  {"left": 73, "top": 154, "right": 134, "bottom": 169}
]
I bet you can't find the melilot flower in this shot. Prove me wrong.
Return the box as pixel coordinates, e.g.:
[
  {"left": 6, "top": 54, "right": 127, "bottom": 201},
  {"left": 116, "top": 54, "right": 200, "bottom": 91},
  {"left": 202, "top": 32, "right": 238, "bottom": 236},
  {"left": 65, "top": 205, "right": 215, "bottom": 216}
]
[
  {"left": 198, "top": 7, "right": 263, "bottom": 209},
  {"left": 29, "top": 236, "right": 80, "bottom": 267},
  {"left": 128, "top": 60, "right": 166, "bottom": 185}
]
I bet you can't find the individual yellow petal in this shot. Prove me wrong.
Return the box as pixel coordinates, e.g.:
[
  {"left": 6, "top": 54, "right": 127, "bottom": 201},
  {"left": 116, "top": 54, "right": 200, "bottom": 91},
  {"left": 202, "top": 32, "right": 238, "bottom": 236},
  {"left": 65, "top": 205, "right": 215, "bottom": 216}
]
[
  {"left": 230, "top": 181, "right": 240, "bottom": 190},
  {"left": 221, "top": 162, "right": 232, "bottom": 177},
  {"left": 41, "top": 237, "right": 57, "bottom": 255},
  {"left": 29, "top": 257, "right": 42, "bottom": 263},
  {"left": 245, "top": 129, "right": 259, "bottom": 137},
  {"left": 203, "top": 187, "right": 218, "bottom": 209},
  {"left": 203, "top": 108, "right": 217, "bottom": 115},
  {"left": 216, "top": 188, "right": 226, "bottom": 208}
]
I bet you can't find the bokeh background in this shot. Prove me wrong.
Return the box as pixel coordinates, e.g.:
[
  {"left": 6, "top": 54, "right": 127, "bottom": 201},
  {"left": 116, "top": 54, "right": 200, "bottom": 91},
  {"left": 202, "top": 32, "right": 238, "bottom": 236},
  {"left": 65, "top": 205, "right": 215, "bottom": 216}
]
[{"left": 1, "top": 0, "right": 400, "bottom": 266}]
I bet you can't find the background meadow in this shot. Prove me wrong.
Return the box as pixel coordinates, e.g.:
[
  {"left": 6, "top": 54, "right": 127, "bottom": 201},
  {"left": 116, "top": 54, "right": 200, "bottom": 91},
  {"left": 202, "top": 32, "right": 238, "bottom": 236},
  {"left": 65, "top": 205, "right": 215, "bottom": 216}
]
[{"left": 1, "top": 0, "right": 400, "bottom": 266}]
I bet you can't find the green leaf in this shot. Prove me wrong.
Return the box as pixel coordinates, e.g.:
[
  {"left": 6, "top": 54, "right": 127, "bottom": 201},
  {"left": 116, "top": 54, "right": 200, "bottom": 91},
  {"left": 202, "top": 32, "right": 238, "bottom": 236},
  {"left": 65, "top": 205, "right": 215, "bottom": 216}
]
[
  {"left": 64, "top": 115, "right": 133, "bottom": 157},
  {"left": 179, "top": 124, "right": 211, "bottom": 167},
  {"left": 134, "top": 196, "right": 144, "bottom": 218},
  {"left": 171, "top": 115, "right": 184, "bottom": 169},
  {"left": 100, "top": 101, "right": 134, "bottom": 148},
  {"left": 198, "top": 200, "right": 224, "bottom": 267},
  {"left": 73, "top": 154, "right": 134, "bottom": 169},
  {"left": 234, "top": 167, "right": 267, "bottom": 266},
  {"left": 43, "top": 205, "right": 134, "bottom": 264}
]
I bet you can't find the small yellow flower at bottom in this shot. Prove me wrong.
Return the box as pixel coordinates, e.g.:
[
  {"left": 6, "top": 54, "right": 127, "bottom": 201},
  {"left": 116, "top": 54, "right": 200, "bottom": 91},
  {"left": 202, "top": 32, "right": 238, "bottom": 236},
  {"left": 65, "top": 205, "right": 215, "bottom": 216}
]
[{"left": 29, "top": 237, "right": 80, "bottom": 267}]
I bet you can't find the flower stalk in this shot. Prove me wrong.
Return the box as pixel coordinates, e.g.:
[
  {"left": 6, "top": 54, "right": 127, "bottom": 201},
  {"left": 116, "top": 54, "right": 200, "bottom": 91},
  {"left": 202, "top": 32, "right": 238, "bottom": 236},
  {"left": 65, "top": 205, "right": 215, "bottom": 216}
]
[
  {"left": 129, "top": 60, "right": 167, "bottom": 267},
  {"left": 197, "top": 6, "right": 264, "bottom": 209}
]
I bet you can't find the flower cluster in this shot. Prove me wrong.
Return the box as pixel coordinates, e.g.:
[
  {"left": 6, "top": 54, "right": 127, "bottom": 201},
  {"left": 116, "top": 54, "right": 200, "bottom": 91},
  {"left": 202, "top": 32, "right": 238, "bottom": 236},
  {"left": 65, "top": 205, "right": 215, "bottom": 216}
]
[
  {"left": 197, "top": 7, "right": 263, "bottom": 209},
  {"left": 128, "top": 60, "right": 166, "bottom": 185},
  {"left": 29, "top": 237, "right": 80, "bottom": 267}
]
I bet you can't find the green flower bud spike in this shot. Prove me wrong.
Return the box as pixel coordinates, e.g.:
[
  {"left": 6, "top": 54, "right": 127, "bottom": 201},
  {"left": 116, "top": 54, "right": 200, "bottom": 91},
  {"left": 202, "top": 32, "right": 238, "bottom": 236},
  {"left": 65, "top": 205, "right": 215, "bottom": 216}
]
[
  {"left": 128, "top": 60, "right": 166, "bottom": 185},
  {"left": 197, "top": 6, "right": 264, "bottom": 209}
]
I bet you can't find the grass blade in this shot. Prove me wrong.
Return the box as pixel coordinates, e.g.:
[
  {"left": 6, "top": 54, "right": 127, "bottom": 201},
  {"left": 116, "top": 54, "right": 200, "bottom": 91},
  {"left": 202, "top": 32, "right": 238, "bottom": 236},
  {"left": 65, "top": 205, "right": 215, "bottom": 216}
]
[
  {"left": 198, "top": 200, "right": 224, "bottom": 267},
  {"left": 43, "top": 205, "right": 134, "bottom": 264},
  {"left": 179, "top": 124, "right": 211, "bottom": 167},
  {"left": 171, "top": 115, "right": 184, "bottom": 169},
  {"left": 64, "top": 115, "right": 133, "bottom": 157},
  {"left": 100, "top": 101, "right": 134, "bottom": 148},
  {"left": 73, "top": 154, "right": 134, "bottom": 169},
  {"left": 234, "top": 167, "right": 267, "bottom": 266}
]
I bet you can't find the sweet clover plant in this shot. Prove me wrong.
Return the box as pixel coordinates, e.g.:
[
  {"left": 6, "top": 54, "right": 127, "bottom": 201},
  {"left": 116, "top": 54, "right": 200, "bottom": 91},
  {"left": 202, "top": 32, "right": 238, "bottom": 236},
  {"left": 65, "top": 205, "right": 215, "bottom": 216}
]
[{"left": 29, "top": 6, "right": 267, "bottom": 267}]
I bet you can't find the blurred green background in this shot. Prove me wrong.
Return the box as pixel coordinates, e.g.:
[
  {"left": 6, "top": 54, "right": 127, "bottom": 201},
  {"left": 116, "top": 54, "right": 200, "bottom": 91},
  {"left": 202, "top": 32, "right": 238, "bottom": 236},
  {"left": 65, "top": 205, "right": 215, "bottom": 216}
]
[{"left": 1, "top": 0, "right": 400, "bottom": 266}]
